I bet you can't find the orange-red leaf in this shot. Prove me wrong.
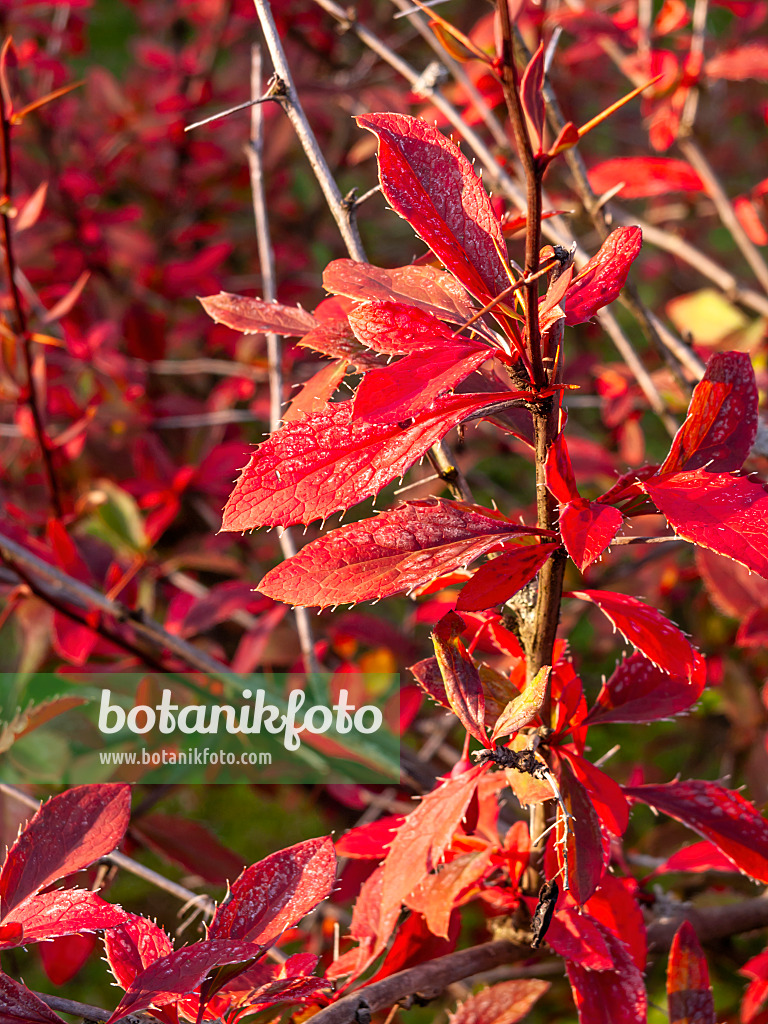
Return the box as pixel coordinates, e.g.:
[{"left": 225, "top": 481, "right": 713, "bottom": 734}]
[
  {"left": 199, "top": 293, "right": 316, "bottom": 335},
  {"left": 456, "top": 543, "right": 559, "bottom": 612},
  {"left": 667, "top": 921, "right": 715, "bottom": 1024},
  {"left": 450, "top": 979, "right": 550, "bottom": 1024},
  {"left": 432, "top": 610, "right": 488, "bottom": 746},
  {"left": 587, "top": 157, "right": 704, "bottom": 199}
]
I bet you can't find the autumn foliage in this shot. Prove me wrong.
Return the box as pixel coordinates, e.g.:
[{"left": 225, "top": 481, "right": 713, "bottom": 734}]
[{"left": 3, "top": 2, "right": 768, "bottom": 1024}]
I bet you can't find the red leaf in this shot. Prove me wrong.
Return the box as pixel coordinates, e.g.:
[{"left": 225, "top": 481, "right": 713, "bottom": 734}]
[
  {"left": 283, "top": 361, "right": 348, "bottom": 423},
  {"left": 105, "top": 914, "right": 174, "bottom": 991},
  {"left": 432, "top": 611, "right": 487, "bottom": 746},
  {"left": 696, "top": 547, "right": 768, "bottom": 618},
  {"left": 587, "top": 157, "right": 704, "bottom": 198},
  {"left": 39, "top": 933, "right": 97, "bottom": 985},
  {"left": 706, "top": 42, "right": 768, "bottom": 81},
  {"left": 624, "top": 779, "right": 768, "bottom": 884},
  {"left": 585, "top": 652, "right": 705, "bottom": 725},
  {"left": 545, "top": 432, "right": 579, "bottom": 503},
  {"left": 368, "top": 910, "right": 460, "bottom": 985},
  {"left": 546, "top": 908, "right": 613, "bottom": 970},
  {"left": 207, "top": 837, "right": 335, "bottom": 946},
  {"left": 491, "top": 666, "right": 551, "bottom": 743},
  {"left": 335, "top": 816, "right": 404, "bottom": 859},
  {"left": 0, "top": 974, "right": 66, "bottom": 1024},
  {"left": 564, "top": 227, "right": 642, "bottom": 325},
  {"left": 584, "top": 874, "right": 646, "bottom": 971},
  {"left": 221, "top": 391, "right": 514, "bottom": 530},
  {"left": 105, "top": 940, "right": 264, "bottom": 1024},
  {"left": 322, "top": 260, "right": 474, "bottom": 323},
  {"left": 0, "top": 784, "right": 131, "bottom": 917},
  {"left": 0, "top": 890, "right": 127, "bottom": 948},
  {"left": 299, "top": 319, "right": 382, "bottom": 371},
  {"left": 660, "top": 352, "right": 758, "bottom": 474},
  {"left": 353, "top": 342, "right": 492, "bottom": 423},
  {"left": 561, "top": 749, "right": 629, "bottom": 837},
  {"left": 356, "top": 113, "right": 510, "bottom": 303},
  {"left": 648, "top": 840, "right": 739, "bottom": 878},
  {"left": 569, "top": 590, "right": 695, "bottom": 679},
  {"left": 644, "top": 470, "right": 768, "bottom": 580},
  {"left": 450, "top": 979, "right": 550, "bottom": 1024},
  {"left": 554, "top": 761, "right": 607, "bottom": 905},
  {"left": 560, "top": 500, "right": 623, "bottom": 571},
  {"left": 406, "top": 849, "right": 493, "bottom": 940},
  {"left": 738, "top": 606, "right": 768, "bottom": 648},
  {"left": 456, "top": 543, "right": 559, "bottom": 612},
  {"left": 566, "top": 923, "right": 647, "bottom": 1024},
  {"left": 380, "top": 764, "right": 488, "bottom": 935},
  {"left": 130, "top": 816, "right": 245, "bottom": 887},
  {"left": 198, "top": 293, "right": 316, "bottom": 335},
  {"left": 348, "top": 300, "right": 487, "bottom": 355},
  {"left": 740, "top": 949, "right": 768, "bottom": 1024},
  {"left": 521, "top": 44, "right": 546, "bottom": 154},
  {"left": 667, "top": 921, "right": 715, "bottom": 1024},
  {"left": 258, "top": 499, "right": 544, "bottom": 607}
]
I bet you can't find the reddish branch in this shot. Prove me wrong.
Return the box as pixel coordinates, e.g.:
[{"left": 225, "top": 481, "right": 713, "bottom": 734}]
[{"left": 0, "top": 62, "right": 63, "bottom": 516}]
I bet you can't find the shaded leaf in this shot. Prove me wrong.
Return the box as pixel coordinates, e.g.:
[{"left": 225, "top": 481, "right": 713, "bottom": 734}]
[
  {"left": 569, "top": 590, "right": 695, "bottom": 679},
  {"left": 432, "top": 610, "right": 487, "bottom": 746},
  {"left": 564, "top": 227, "right": 642, "bottom": 325},
  {"left": 456, "top": 543, "right": 559, "bottom": 612},
  {"left": 0, "top": 784, "right": 131, "bottom": 917},
  {"left": 546, "top": 907, "right": 613, "bottom": 969},
  {"left": 667, "top": 921, "right": 715, "bottom": 1024},
  {"left": 545, "top": 432, "right": 579, "bottom": 504},
  {"left": 521, "top": 44, "right": 546, "bottom": 154},
  {"left": 555, "top": 761, "right": 607, "bottom": 905},
  {"left": 323, "top": 260, "right": 474, "bottom": 323},
  {"left": 406, "top": 849, "right": 493, "bottom": 940},
  {"left": 660, "top": 351, "right": 758, "bottom": 474},
  {"left": 647, "top": 840, "right": 739, "bottom": 878},
  {"left": 199, "top": 294, "right": 316, "bottom": 335},
  {"left": 298, "top": 319, "right": 382, "bottom": 371},
  {"left": 644, "top": 470, "right": 768, "bottom": 580},
  {"left": 561, "top": 749, "right": 629, "bottom": 837},
  {"left": 0, "top": 974, "right": 66, "bottom": 1024},
  {"left": 258, "top": 499, "right": 543, "bottom": 607},
  {"left": 624, "top": 779, "right": 768, "bottom": 884},
  {"left": 222, "top": 391, "right": 515, "bottom": 530},
  {"left": 696, "top": 546, "right": 768, "bottom": 618},
  {"left": 449, "top": 979, "right": 550, "bottom": 1024},
  {"left": 105, "top": 914, "right": 174, "bottom": 991},
  {"left": 356, "top": 113, "right": 510, "bottom": 302},
  {"left": 585, "top": 652, "right": 705, "bottom": 725}
]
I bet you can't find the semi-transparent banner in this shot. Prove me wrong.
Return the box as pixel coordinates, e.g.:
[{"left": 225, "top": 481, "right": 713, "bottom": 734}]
[{"left": 0, "top": 673, "right": 401, "bottom": 784}]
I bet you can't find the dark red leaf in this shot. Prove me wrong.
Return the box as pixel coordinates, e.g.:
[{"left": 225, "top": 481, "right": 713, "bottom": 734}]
[
  {"left": 207, "top": 837, "right": 336, "bottom": 946},
  {"left": 0, "top": 974, "right": 66, "bottom": 1024},
  {"left": 456, "top": 543, "right": 559, "bottom": 612},
  {"left": 105, "top": 914, "right": 174, "bottom": 992},
  {"left": 667, "top": 921, "right": 715, "bottom": 1024},
  {"left": 39, "top": 933, "right": 97, "bottom": 985},
  {"left": 105, "top": 940, "right": 264, "bottom": 1024},
  {"left": 738, "top": 606, "right": 768, "bottom": 648},
  {"left": 221, "top": 391, "right": 515, "bottom": 530},
  {"left": 660, "top": 352, "right": 758, "bottom": 474},
  {"left": 0, "top": 890, "right": 127, "bottom": 948},
  {"left": 521, "top": 44, "right": 546, "bottom": 154},
  {"left": 624, "top": 779, "right": 768, "bottom": 883},
  {"left": 561, "top": 750, "right": 629, "bottom": 837},
  {"left": 322, "top": 260, "right": 474, "bottom": 323},
  {"left": 585, "top": 651, "right": 705, "bottom": 725},
  {"left": 380, "top": 764, "right": 488, "bottom": 934},
  {"left": 129, "top": 817, "right": 244, "bottom": 888},
  {"left": 566, "top": 922, "right": 647, "bottom": 1024},
  {"left": 546, "top": 908, "right": 613, "bottom": 969},
  {"left": 356, "top": 113, "right": 510, "bottom": 303},
  {"left": 644, "top": 470, "right": 768, "bottom": 580},
  {"left": 432, "top": 610, "right": 487, "bottom": 746},
  {"left": 587, "top": 157, "right": 704, "bottom": 198},
  {"left": 569, "top": 590, "right": 696, "bottom": 679},
  {"left": 258, "top": 499, "right": 544, "bottom": 607},
  {"left": 198, "top": 294, "right": 316, "bottom": 335},
  {"left": 554, "top": 761, "right": 607, "bottom": 904},
  {"left": 560, "top": 500, "right": 623, "bottom": 571},
  {"left": 450, "top": 979, "right": 550, "bottom": 1024},
  {"left": 584, "top": 874, "right": 646, "bottom": 971},
  {"left": 564, "top": 227, "right": 642, "bottom": 325},
  {"left": 0, "top": 784, "right": 131, "bottom": 917}
]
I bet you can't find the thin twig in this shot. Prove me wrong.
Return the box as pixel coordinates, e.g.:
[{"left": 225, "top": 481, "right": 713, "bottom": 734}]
[
  {"left": 0, "top": 71, "right": 63, "bottom": 516},
  {"left": 247, "top": 45, "right": 321, "bottom": 676},
  {"left": 252, "top": 0, "right": 365, "bottom": 261},
  {"left": 0, "top": 529, "right": 232, "bottom": 678}
]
